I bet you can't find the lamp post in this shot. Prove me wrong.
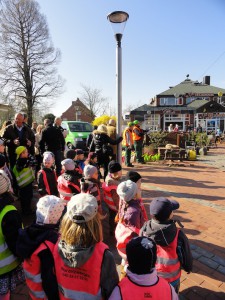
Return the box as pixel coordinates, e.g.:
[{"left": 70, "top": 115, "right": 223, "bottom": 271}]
[{"left": 107, "top": 11, "right": 129, "bottom": 164}]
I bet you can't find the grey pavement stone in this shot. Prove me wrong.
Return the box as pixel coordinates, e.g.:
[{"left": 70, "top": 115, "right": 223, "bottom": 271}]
[
  {"left": 191, "top": 251, "right": 202, "bottom": 260},
  {"left": 217, "top": 265, "right": 225, "bottom": 276},
  {"left": 198, "top": 256, "right": 219, "bottom": 270},
  {"left": 195, "top": 246, "right": 214, "bottom": 258},
  {"left": 190, "top": 243, "right": 197, "bottom": 250},
  {"left": 212, "top": 255, "right": 225, "bottom": 267}
]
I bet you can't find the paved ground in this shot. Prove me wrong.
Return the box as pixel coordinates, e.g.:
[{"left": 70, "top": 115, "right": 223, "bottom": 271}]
[{"left": 12, "top": 144, "right": 225, "bottom": 299}]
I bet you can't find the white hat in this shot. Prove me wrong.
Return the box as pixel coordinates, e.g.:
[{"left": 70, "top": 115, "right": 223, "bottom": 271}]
[
  {"left": 83, "top": 165, "right": 97, "bottom": 179},
  {"left": 0, "top": 170, "right": 11, "bottom": 194},
  {"left": 36, "top": 195, "right": 65, "bottom": 225},
  {"left": 61, "top": 158, "right": 75, "bottom": 171},
  {"left": 117, "top": 180, "right": 138, "bottom": 202},
  {"left": 67, "top": 193, "right": 98, "bottom": 223}
]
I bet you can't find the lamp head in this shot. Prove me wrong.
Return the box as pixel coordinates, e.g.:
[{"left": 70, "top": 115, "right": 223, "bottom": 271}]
[{"left": 107, "top": 11, "right": 129, "bottom": 39}]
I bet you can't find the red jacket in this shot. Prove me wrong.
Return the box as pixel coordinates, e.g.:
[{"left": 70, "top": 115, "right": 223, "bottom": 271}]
[
  {"left": 118, "top": 276, "right": 172, "bottom": 300},
  {"left": 156, "top": 229, "right": 181, "bottom": 283},
  {"left": 57, "top": 175, "right": 80, "bottom": 202},
  {"left": 53, "top": 241, "right": 108, "bottom": 300},
  {"left": 102, "top": 182, "right": 118, "bottom": 211}
]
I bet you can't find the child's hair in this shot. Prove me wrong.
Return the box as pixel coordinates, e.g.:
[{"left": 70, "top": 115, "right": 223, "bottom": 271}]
[{"left": 60, "top": 213, "right": 103, "bottom": 247}]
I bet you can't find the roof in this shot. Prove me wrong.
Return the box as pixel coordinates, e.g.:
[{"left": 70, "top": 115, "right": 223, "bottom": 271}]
[
  {"left": 131, "top": 104, "right": 150, "bottom": 112},
  {"left": 157, "top": 78, "right": 225, "bottom": 96},
  {"left": 187, "top": 99, "right": 208, "bottom": 109}
]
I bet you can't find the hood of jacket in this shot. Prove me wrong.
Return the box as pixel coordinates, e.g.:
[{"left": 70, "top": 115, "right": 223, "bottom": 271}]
[
  {"left": 57, "top": 240, "right": 96, "bottom": 268},
  {"left": 141, "top": 219, "right": 177, "bottom": 247},
  {"left": 16, "top": 223, "right": 58, "bottom": 259}
]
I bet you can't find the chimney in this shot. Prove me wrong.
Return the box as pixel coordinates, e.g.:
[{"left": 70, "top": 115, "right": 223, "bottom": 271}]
[{"left": 203, "top": 76, "right": 210, "bottom": 85}]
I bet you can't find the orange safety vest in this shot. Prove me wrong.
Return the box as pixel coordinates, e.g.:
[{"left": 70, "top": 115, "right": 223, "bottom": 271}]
[
  {"left": 118, "top": 276, "right": 172, "bottom": 300},
  {"left": 23, "top": 240, "right": 55, "bottom": 300},
  {"left": 102, "top": 182, "right": 118, "bottom": 211},
  {"left": 132, "top": 125, "right": 144, "bottom": 141},
  {"left": 156, "top": 228, "right": 181, "bottom": 283},
  {"left": 57, "top": 175, "right": 80, "bottom": 202},
  {"left": 53, "top": 241, "right": 108, "bottom": 300},
  {"left": 38, "top": 169, "right": 57, "bottom": 195},
  {"left": 122, "top": 128, "right": 133, "bottom": 147}
]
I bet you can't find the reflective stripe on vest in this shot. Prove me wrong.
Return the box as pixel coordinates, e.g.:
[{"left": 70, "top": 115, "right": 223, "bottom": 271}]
[
  {"left": 13, "top": 167, "right": 34, "bottom": 188},
  {"left": 23, "top": 240, "right": 55, "bottom": 300},
  {"left": 118, "top": 276, "right": 172, "bottom": 300},
  {"left": 156, "top": 228, "right": 181, "bottom": 283},
  {"left": 39, "top": 169, "right": 57, "bottom": 195},
  {"left": 132, "top": 126, "right": 143, "bottom": 141},
  {"left": 57, "top": 176, "right": 80, "bottom": 201},
  {"left": 0, "top": 205, "right": 20, "bottom": 275},
  {"left": 102, "top": 182, "right": 118, "bottom": 211},
  {"left": 54, "top": 241, "right": 108, "bottom": 300}
]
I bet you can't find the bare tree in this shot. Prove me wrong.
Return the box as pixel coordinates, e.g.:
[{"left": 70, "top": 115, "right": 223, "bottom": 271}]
[
  {"left": 0, "top": 0, "right": 64, "bottom": 125},
  {"left": 79, "top": 83, "right": 108, "bottom": 119}
]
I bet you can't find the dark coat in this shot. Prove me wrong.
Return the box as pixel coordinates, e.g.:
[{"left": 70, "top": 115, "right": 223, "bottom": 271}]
[
  {"left": 2, "top": 124, "right": 35, "bottom": 158},
  {"left": 39, "top": 124, "right": 65, "bottom": 154}
]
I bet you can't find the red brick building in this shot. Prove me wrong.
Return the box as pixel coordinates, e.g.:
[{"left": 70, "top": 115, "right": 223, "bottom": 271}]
[{"left": 61, "top": 98, "right": 93, "bottom": 123}]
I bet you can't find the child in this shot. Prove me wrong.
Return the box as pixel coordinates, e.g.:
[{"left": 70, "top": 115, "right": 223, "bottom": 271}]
[
  {"left": 126, "top": 171, "right": 148, "bottom": 221},
  {"left": 65, "top": 149, "right": 83, "bottom": 178},
  {"left": 13, "top": 146, "right": 35, "bottom": 215},
  {"left": 53, "top": 193, "right": 119, "bottom": 299},
  {"left": 115, "top": 180, "right": 145, "bottom": 278},
  {"left": 0, "top": 153, "right": 13, "bottom": 189},
  {"left": 75, "top": 149, "right": 85, "bottom": 171},
  {"left": 102, "top": 161, "right": 123, "bottom": 235},
  {"left": 0, "top": 170, "right": 25, "bottom": 300},
  {"left": 109, "top": 236, "right": 178, "bottom": 300},
  {"left": 85, "top": 151, "right": 102, "bottom": 179},
  {"left": 57, "top": 158, "right": 80, "bottom": 203},
  {"left": 17, "top": 195, "right": 64, "bottom": 300},
  {"left": 140, "top": 197, "right": 193, "bottom": 293},
  {"left": 81, "top": 164, "right": 101, "bottom": 211},
  {"left": 37, "top": 151, "right": 58, "bottom": 197}
]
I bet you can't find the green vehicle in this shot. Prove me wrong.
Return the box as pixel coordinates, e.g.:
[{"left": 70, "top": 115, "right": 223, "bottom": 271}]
[{"left": 61, "top": 121, "right": 93, "bottom": 150}]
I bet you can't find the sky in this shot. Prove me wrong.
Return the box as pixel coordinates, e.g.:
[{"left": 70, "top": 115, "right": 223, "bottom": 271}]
[{"left": 36, "top": 0, "right": 225, "bottom": 117}]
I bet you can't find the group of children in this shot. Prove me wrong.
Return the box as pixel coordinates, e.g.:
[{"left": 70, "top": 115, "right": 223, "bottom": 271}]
[{"left": 0, "top": 138, "right": 193, "bottom": 299}]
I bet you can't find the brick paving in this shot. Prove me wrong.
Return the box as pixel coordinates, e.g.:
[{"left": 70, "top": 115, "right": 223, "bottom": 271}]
[{"left": 14, "top": 144, "right": 225, "bottom": 299}]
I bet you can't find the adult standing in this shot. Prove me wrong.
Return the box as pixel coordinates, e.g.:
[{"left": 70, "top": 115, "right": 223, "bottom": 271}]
[
  {"left": 107, "top": 119, "right": 117, "bottom": 160},
  {"left": 34, "top": 124, "right": 44, "bottom": 177},
  {"left": 2, "top": 113, "right": 35, "bottom": 169},
  {"left": 93, "top": 124, "right": 122, "bottom": 180},
  {"left": 53, "top": 116, "right": 64, "bottom": 133},
  {"left": 122, "top": 122, "right": 134, "bottom": 167},
  {"left": 39, "top": 119, "right": 65, "bottom": 176},
  {"left": 132, "top": 120, "right": 146, "bottom": 164}
]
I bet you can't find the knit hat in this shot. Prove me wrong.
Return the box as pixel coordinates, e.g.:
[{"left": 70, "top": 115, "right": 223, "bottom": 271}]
[
  {"left": 75, "top": 149, "right": 84, "bottom": 155},
  {"left": 97, "top": 124, "right": 107, "bottom": 133},
  {"left": 128, "top": 122, "right": 133, "bottom": 127},
  {"left": 0, "top": 154, "right": 6, "bottom": 168},
  {"left": 66, "top": 149, "right": 76, "bottom": 160},
  {"left": 117, "top": 180, "right": 138, "bottom": 202},
  {"left": 67, "top": 193, "right": 98, "bottom": 223},
  {"left": 61, "top": 158, "right": 75, "bottom": 171},
  {"left": 15, "top": 146, "right": 26, "bottom": 159},
  {"left": 108, "top": 160, "right": 122, "bottom": 173},
  {"left": 108, "top": 119, "right": 116, "bottom": 126},
  {"left": 36, "top": 195, "right": 65, "bottom": 225},
  {"left": 150, "top": 197, "right": 180, "bottom": 221},
  {"left": 87, "top": 152, "right": 97, "bottom": 160},
  {"left": 126, "top": 236, "right": 157, "bottom": 275},
  {"left": 0, "top": 170, "right": 11, "bottom": 194},
  {"left": 126, "top": 171, "right": 142, "bottom": 183},
  {"left": 84, "top": 165, "right": 97, "bottom": 179},
  {"left": 43, "top": 151, "right": 55, "bottom": 165}
]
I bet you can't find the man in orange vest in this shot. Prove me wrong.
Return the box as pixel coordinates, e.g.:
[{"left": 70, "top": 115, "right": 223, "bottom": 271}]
[
  {"left": 132, "top": 120, "right": 147, "bottom": 164},
  {"left": 122, "top": 122, "right": 134, "bottom": 167},
  {"left": 109, "top": 236, "right": 179, "bottom": 300}
]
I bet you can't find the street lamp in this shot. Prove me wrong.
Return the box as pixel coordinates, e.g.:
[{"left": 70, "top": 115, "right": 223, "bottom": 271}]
[{"left": 107, "top": 11, "right": 129, "bottom": 164}]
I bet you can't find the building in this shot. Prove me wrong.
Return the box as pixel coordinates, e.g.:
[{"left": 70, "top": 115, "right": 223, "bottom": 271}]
[
  {"left": 61, "top": 98, "right": 93, "bottom": 123},
  {"left": 0, "top": 103, "right": 13, "bottom": 126},
  {"left": 130, "top": 75, "right": 225, "bottom": 133}
]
